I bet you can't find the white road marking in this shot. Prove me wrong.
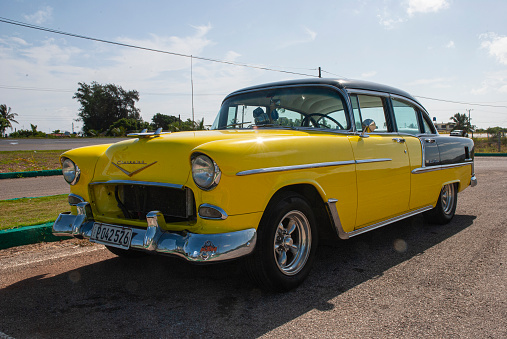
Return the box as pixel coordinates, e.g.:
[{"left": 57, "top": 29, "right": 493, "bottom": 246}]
[
  {"left": 0, "top": 331, "right": 15, "bottom": 339},
  {"left": 0, "top": 246, "right": 103, "bottom": 270}
]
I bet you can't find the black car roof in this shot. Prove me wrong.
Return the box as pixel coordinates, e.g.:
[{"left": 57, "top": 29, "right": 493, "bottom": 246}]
[{"left": 226, "top": 78, "right": 419, "bottom": 104}]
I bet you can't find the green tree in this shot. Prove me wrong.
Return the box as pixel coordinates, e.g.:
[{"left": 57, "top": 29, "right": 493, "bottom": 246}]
[
  {"left": 450, "top": 113, "right": 471, "bottom": 135},
  {"left": 73, "top": 82, "right": 141, "bottom": 136},
  {"left": 9, "top": 124, "right": 46, "bottom": 138},
  {"left": 0, "top": 104, "right": 18, "bottom": 136},
  {"left": 106, "top": 118, "right": 150, "bottom": 136},
  {"left": 151, "top": 113, "right": 179, "bottom": 130}
]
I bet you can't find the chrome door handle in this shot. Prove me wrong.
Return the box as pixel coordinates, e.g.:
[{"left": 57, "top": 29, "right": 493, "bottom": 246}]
[
  {"left": 425, "top": 139, "right": 436, "bottom": 143},
  {"left": 392, "top": 138, "right": 405, "bottom": 143}
]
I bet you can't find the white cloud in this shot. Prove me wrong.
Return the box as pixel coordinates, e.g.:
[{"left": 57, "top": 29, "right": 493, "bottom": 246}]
[
  {"left": 303, "top": 26, "right": 317, "bottom": 41},
  {"left": 224, "top": 51, "right": 241, "bottom": 62},
  {"left": 446, "top": 40, "right": 455, "bottom": 48},
  {"left": 407, "top": 77, "right": 453, "bottom": 88},
  {"left": 361, "top": 71, "right": 377, "bottom": 78},
  {"left": 377, "top": 16, "right": 405, "bottom": 29},
  {"left": 0, "top": 25, "right": 263, "bottom": 132},
  {"left": 471, "top": 71, "right": 507, "bottom": 95},
  {"left": 377, "top": 5, "right": 407, "bottom": 30},
  {"left": 481, "top": 33, "right": 507, "bottom": 65},
  {"left": 406, "top": 0, "right": 450, "bottom": 16},
  {"left": 278, "top": 26, "right": 317, "bottom": 49},
  {"left": 23, "top": 6, "right": 53, "bottom": 24}
]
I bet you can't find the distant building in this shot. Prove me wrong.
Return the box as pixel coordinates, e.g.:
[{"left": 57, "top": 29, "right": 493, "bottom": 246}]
[{"left": 434, "top": 122, "right": 456, "bottom": 133}]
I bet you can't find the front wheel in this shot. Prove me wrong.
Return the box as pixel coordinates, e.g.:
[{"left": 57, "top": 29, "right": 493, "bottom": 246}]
[
  {"left": 424, "top": 183, "right": 458, "bottom": 224},
  {"left": 246, "top": 192, "right": 318, "bottom": 292}
]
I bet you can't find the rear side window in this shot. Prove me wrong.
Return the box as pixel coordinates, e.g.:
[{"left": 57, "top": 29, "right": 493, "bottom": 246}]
[
  {"left": 391, "top": 98, "right": 420, "bottom": 135},
  {"left": 421, "top": 115, "right": 436, "bottom": 134}
]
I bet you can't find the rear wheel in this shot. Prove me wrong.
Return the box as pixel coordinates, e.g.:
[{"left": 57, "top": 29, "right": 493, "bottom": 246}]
[
  {"left": 424, "top": 183, "right": 457, "bottom": 224},
  {"left": 105, "top": 245, "right": 146, "bottom": 258},
  {"left": 247, "top": 192, "right": 318, "bottom": 292}
]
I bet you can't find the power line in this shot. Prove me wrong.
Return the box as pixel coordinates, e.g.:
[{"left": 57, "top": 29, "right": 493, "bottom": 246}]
[
  {"left": 0, "top": 17, "right": 318, "bottom": 78},
  {"left": 0, "top": 84, "right": 225, "bottom": 96},
  {"left": 415, "top": 95, "right": 507, "bottom": 108},
  {"left": 1, "top": 16, "right": 506, "bottom": 110}
]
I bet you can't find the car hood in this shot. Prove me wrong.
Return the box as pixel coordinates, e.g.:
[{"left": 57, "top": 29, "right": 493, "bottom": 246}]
[{"left": 91, "top": 129, "right": 323, "bottom": 185}]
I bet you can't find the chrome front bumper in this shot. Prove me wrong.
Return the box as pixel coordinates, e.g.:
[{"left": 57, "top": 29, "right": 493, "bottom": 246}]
[{"left": 53, "top": 202, "right": 257, "bottom": 262}]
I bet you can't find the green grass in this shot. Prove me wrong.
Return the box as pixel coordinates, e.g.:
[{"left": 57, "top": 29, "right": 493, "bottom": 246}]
[
  {"left": 0, "top": 194, "right": 68, "bottom": 230},
  {"left": 473, "top": 137, "right": 507, "bottom": 153},
  {"left": 0, "top": 150, "right": 64, "bottom": 173}
]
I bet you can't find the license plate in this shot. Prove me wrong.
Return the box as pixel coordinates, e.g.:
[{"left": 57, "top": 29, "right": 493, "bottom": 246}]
[{"left": 90, "top": 223, "right": 133, "bottom": 249}]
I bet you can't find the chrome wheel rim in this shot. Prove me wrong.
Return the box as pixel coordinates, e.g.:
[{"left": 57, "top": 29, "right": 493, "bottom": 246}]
[
  {"left": 273, "top": 210, "right": 311, "bottom": 276},
  {"left": 441, "top": 184, "right": 456, "bottom": 215}
]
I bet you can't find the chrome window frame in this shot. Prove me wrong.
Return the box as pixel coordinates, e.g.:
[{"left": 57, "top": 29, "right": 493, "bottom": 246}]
[{"left": 345, "top": 89, "right": 392, "bottom": 134}]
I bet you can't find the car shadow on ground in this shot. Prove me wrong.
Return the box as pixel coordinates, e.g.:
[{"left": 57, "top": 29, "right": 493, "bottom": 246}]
[{"left": 0, "top": 214, "right": 476, "bottom": 338}]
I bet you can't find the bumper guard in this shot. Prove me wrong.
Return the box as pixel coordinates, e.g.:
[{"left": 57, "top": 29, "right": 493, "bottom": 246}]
[{"left": 53, "top": 202, "right": 257, "bottom": 262}]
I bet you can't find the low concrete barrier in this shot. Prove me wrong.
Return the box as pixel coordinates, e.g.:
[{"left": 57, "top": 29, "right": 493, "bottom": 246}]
[
  {"left": 0, "top": 222, "right": 71, "bottom": 250},
  {"left": 0, "top": 169, "right": 62, "bottom": 179}
]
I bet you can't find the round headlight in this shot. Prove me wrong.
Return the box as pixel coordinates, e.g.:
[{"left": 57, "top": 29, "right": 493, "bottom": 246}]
[
  {"left": 62, "top": 158, "right": 80, "bottom": 185},
  {"left": 191, "top": 154, "right": 221, "bottom": 190}
]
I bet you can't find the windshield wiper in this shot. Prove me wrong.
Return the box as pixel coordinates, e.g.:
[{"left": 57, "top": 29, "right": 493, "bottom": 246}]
[{"left": 220, "top": 121, "right": 252, "bottom": 129}]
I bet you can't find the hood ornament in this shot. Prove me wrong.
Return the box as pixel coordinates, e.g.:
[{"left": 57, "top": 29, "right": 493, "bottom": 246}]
[{"left": 112, "top": 161, "right": 157, "bottom": 177}]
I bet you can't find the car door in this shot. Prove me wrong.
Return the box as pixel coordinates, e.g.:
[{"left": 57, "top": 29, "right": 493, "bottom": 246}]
[{"left": 348, "top": 93, "right": 411, "bottom": 229}]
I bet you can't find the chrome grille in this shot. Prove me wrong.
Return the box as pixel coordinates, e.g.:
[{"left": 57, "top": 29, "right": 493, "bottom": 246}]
[{"left": 114, "top": 184, "right": 196, "bottom": 222}]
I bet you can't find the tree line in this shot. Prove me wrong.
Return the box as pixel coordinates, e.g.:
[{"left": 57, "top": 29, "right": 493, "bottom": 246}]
[
  {"left": 2, "top": 84, "right": 506, "bottom": 138},
  {"left": 74, "top": 82, "right": 206, "bottom": 136}
]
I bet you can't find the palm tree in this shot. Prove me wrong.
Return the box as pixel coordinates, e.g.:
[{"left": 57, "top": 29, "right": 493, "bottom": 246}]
[
  {"left": 450, "top": 113, "right": 470, "bottom": 136},
  {"left": 0, "top": 104, "right": 18, "bottom": 136}
]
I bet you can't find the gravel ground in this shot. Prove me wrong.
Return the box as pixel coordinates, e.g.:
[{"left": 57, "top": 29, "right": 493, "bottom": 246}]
[{"left": 0, "top": 157, "right": 505, "bottom": 338}]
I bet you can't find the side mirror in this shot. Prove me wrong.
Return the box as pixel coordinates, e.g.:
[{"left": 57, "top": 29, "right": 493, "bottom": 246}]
[{"left": 361, "top": 119, "right": 377, "bottom": 135}]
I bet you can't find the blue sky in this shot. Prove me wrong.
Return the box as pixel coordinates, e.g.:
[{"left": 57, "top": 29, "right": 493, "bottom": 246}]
[{"left": 1, "top": 0, "right": 506, "bottom": 133}]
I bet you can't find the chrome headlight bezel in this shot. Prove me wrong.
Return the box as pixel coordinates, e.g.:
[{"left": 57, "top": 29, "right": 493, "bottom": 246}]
[
  {"left": 62, "top": 157, "right": 80, "bottom": 185},
  {"left": 191, "top": 153, "right": 221, "bottom": 190}
]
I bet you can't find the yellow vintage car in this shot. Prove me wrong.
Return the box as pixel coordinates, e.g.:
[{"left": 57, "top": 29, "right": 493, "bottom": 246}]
[{"left": 53, "top": 78, "right": 476, "bottom": 291}]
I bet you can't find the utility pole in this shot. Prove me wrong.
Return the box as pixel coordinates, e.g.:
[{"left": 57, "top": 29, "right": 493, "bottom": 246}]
[
  {"left": 318, "top": 67, "right": 322, "bottom": 78},
  {"left": 465, "top": 108, "right": 473, "bottom": 137}
]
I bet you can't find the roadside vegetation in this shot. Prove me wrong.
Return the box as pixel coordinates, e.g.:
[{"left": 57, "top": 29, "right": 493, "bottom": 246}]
[
  {"left": 0, "top": 150, "right": 64, "bottom": 173},
  {"left": 473, "top": 137, "right": 507, "bottom": 153},
  {"left": 0, "top": 194, "right": 67, "bottom": 230}
]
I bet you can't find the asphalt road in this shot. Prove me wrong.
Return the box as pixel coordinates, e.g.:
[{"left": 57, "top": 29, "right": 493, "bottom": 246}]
[
  {"left": 0, "top": 138, "right": 127, "bottom": 151},
  {"left": 0, "top": 158, "right": 505, "bottom": 338},
  {"left": 0, "top": 176, "right": 68, "bottom": 200}
]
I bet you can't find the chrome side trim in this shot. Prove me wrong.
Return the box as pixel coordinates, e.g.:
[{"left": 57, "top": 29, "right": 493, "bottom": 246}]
[
  {"left": 236, "top": 160, "right": 355, "bottom": 176},
  {"left": 326, "top": 199, "right": 433, "bottom": 240},
  {"left": 236, "top": 158, "right": 392, "bottom": 176},
  {"left": 326, "top": 199, "right": 349, "bottom": 240},
  {"left": 412, "top": 162, "right": 472, "bottom": 174},
  {"left": 355, "top": 158, "right": 392, "bottom": 164},
  {"left": 52, "top": 209, "right": 256, "bottom": 262},
  {"left": 89, "top": 180, "right": 184, "bottom": 190}
]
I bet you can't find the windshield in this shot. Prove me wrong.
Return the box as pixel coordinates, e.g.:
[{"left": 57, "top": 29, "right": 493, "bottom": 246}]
[{"left": 211, "top": 86, "right": 350, "bottom": 130}]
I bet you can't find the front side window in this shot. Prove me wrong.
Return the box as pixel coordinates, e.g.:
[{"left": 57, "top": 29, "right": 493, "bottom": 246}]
[
  {"left": 212, "top": 87, "right": 349, "bottom": 130},
  {"left": 355, "top": 94, "right": 389, "bottom": 132},
  {"left": 391, "top": 98, "right": 420, "bottom": 135}
]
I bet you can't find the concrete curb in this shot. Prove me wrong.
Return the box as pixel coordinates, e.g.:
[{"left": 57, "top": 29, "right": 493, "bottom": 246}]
[
  {"left": 475, "top": 153, "right": 507, "bottom": 157},
  {"left": 0, "top": 222, "right": 71, "bottom": 250},
  {"left": 0, "top": 169, "right": 62, "bottom": 179}
]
